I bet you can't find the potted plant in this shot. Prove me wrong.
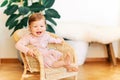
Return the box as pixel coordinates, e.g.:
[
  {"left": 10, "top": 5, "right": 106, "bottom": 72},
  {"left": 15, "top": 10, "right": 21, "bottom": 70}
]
[
  {"left": 1, "top": 0, "right": 61, "bottom": 63},
  {"left": 0, "top": 0, "right": 61, "bottom": 35}
]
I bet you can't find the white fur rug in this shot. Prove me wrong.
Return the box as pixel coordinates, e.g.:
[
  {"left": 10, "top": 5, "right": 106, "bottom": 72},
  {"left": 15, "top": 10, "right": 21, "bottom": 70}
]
[{"left": 54, "top": 22, "right": 120, "bottom": 44}]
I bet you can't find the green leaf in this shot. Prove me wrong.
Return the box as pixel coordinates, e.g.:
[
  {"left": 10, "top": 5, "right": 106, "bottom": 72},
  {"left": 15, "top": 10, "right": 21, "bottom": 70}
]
[
  {"left": 29, "top": 2, "right": 45, "bottom": 12},
  {"left": 0, "top": 0, "right": 8, "bottom": 7},
  {"left": 4, "top": 5, "right": 18, "bottom": 15},
  {"left": 7, "top": 1, "right": 12, "bottom": 7},
  {"left": 9, "top": 20, "right": 18, "bottom": 29},
  {"left": 45, "top": 9, "right": 60, "bottom": 18},
  {"left": 42, "top": 0, "right": 55, "bottom": 8},
  {"left": 46, "top": 24, "right": 55, "bottom": 33},
  {"left": 11, "top": 22, "right": 23, "bottom": 36},
  {"left": 10, "top": 16, "right": 28, "bottom": 31},
  {"left": 11, "top": 0, "right": 20, "bottom": 2},
  {"left": 18, "top": 7, "right": 30, "bottom": 15},
  {"left": 24, "top": 0, "right": 28, "bottom": 6},
  {"left": 21, "top": 17, "right": 29, "bottom": 27},
  {"left": 45, "top": 15, "right": 57, "bottom": 26},
  {"left": 6, "top": 14, "right": 20, "bottom": 27},
  {"left": 16, "top": 22, "right": 24, "bottom": 29}
]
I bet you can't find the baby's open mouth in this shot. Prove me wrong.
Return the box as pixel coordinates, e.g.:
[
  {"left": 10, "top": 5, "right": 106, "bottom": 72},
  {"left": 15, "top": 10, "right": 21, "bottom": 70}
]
[{"left": 36, "top": 31, "right": 42, "bottom": 35}]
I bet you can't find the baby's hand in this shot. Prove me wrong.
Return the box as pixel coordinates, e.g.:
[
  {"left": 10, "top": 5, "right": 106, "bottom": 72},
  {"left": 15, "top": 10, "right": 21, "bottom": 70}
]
[
  {"left": 27, "top": 49, "right": 35, "bottom": 57},
  {"left": 57, "top": 38, "right": 64, "bottom": 44}
]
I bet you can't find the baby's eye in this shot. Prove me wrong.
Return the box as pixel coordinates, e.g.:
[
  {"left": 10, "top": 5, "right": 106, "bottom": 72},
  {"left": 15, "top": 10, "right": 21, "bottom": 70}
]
[
  {"left": 33, "top": 26, "right": 37, "bottom": 28},
  {"left": 40, "top": 26, "right": 44, "bottom": 27}
]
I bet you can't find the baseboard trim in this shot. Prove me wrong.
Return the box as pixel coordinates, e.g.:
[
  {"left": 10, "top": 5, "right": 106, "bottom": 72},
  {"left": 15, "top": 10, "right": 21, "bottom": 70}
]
[
  {"left": 85, "top": 57, "right": 108, "bottom": 62},
  {"left": 117, "top": 58, "right": 120, "bottom": 62},
  {"left": 0, "top": 58, "right": 19, "bottom": 63},
  {"left": 0, "top": 58, "right": 119, "bottom": 64}
]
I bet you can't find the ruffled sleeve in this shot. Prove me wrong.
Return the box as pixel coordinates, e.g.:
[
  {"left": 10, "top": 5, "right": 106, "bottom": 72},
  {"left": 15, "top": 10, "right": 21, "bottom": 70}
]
[
  {"left": 46, "top": 33, "right": 62, "bottom": 44},
  {"left": 15, "top": 34, "right": 30, "bottom": 54}
]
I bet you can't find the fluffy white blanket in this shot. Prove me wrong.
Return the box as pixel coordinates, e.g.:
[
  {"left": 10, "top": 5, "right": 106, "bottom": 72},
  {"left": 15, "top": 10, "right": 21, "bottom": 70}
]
[{"left": 54, "top": 22, "right": 120, "bottom": 44}]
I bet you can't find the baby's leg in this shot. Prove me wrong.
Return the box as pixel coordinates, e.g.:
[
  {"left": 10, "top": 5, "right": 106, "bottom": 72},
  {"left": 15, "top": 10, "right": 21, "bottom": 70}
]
[
  {"left": 64, "top": 54, "right": 79, "bottom": 72},
  {"left": 52, "top": 54, "right": 79, "bottom": 72},
  {"left": 64, "top": 54, "right": 71, "bottom": 66},
  {"left": 51, "top": 54, "right": 71, "bottom": 68},
  {"left": 52, "top": 60, "right": 65, "bottom": 68}
]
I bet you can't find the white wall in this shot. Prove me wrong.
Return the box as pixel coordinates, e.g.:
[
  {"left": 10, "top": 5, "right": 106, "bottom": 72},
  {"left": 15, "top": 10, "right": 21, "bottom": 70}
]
[
  {"left": 0, "top": 0, "right": 120, "bottom": 58},
  {"left": 54, "top": 0, "right": 120, "bottom": 27},
  {"left": 53, "top": 0, "right": 120, "bottom": 58},
  {"left": 0, "top": 7, "right": 17, "bottom": 58}
]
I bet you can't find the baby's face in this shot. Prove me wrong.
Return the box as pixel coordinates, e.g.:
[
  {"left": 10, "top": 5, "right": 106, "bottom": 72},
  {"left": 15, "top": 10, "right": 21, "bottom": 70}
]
[{"left": 29, "top": 20, "right": 46, "bottom": 37}]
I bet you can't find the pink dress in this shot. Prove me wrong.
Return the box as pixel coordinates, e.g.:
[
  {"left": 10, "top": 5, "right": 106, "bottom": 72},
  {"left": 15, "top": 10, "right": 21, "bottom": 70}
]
[{"left": 15, "top": 32, "right": 63, "bottom": 68}]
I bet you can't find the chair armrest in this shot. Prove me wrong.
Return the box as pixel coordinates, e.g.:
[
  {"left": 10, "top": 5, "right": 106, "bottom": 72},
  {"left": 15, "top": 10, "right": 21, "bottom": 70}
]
[{"left": 26, "top": 45, "right": 46, "bottom": 79}]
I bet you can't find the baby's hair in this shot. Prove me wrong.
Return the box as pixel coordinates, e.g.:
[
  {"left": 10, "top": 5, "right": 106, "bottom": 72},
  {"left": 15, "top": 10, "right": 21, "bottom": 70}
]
[{"left": 28, "top": 13, "right": 46, "bottom": 25}]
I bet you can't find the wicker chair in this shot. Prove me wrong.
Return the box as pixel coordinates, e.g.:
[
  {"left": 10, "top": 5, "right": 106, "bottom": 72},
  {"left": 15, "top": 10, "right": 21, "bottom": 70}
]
[{"left": 13, "top": 28, "right": 78, "bottom": 80}]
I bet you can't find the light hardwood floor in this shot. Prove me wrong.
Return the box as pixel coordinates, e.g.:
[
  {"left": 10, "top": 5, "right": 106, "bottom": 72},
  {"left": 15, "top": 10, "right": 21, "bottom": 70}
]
[{"left": 0, "top": 61, "right": 120, "bottom": 80}]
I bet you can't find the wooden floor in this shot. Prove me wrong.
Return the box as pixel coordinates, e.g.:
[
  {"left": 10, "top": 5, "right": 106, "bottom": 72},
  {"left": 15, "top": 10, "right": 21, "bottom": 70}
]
[{"left": 1, "top": 61, "right": 120, "bottom": 80}]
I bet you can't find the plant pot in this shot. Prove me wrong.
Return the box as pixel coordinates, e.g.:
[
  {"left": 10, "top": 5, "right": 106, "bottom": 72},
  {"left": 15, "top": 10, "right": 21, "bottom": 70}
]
[
  {"left": 17, "top": 50, "right": 23, "bottom": 65},
  {"left": 66, "top": 40, "right": 89, "bottom": 65}
]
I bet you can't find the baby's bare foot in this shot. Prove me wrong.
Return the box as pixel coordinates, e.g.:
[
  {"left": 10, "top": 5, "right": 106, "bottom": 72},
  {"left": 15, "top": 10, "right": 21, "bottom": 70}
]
[{"left": 66, "top": 65, "right": 79, "bottom": 72}]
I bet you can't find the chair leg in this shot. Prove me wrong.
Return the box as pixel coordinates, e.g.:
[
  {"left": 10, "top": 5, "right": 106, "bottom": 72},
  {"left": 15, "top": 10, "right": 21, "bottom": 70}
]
[
  {"left": 74, "top": 75, "right": 77, "bottom": 80},
  {"left": 104, "top": 43, "right": 117, "bottom": 66},
  {"left": 107, "top": 43, "right": 117, "bottom": 66},
  {"left": 20, "top": 77, "right": 24, "bottom": 80},
  {"left": 21, "top": 68, "right": 27, "bottom": 80}
]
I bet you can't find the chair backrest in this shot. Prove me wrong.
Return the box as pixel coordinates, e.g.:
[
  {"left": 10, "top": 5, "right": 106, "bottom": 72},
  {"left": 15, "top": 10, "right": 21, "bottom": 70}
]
[{"left": 13, "top": 28, "right": 30, "bottom": 42}]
